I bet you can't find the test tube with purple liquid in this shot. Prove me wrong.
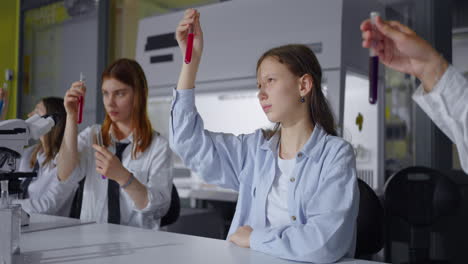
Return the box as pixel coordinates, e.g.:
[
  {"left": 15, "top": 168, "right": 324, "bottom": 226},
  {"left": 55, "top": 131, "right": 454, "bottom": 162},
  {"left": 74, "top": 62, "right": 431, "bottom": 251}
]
[{"left": 369, "top": 12, "right": 379, "bottom": 104}]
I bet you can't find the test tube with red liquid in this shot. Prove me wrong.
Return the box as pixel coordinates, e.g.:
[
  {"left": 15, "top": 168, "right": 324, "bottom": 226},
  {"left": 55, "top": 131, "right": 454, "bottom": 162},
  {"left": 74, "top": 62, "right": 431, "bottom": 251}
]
[
  {"left": 369, "top": 12, "right": 380, "bottom": 104},
  {"left": 78, "top": 72, "right": 85, "bottom": 124},
  {"left": 185, "top": 25, "right": 194, "bottom": 64}
]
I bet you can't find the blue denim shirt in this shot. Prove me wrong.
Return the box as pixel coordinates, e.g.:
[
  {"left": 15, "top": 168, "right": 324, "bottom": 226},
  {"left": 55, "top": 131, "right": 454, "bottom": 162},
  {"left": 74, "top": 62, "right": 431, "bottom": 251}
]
[{"left": 169, "top": 89, "right": 359, "bottom": 263}]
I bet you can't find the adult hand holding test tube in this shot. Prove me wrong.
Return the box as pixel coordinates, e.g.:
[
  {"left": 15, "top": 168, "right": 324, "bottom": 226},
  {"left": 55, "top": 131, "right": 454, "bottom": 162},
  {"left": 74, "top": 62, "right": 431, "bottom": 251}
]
[
  {"left": 59, "top": 74, "right": 87, "bottom": 184},
  {"left": 64, "top": 75, "right": 87, "bottom": 124},
  {"left": 360, "top": 15, "right": 468, "bottom": 174},
  {"left": 360, "top": 14, "right": 448, "bottom": 93}
]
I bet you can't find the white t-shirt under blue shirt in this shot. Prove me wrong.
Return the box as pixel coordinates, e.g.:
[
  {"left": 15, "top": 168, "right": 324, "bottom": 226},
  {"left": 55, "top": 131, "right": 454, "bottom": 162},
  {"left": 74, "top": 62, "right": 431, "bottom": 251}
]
[
  {"left": 266, "top": 154, "right": 296, "bottom": 227},
  {"left": 170, "top": 88, "right": 359, "bottom": 262}
]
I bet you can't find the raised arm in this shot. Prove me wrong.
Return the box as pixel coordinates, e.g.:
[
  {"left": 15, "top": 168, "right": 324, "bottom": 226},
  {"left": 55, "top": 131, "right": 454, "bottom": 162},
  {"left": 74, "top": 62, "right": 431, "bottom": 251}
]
[
  {"left": 57, "top": 82, "right": 85, "bottom": 181},
  {"left": 175, "top": 8, "right": 203, "bottom": 91},
  {"left": 169, "top": 9, "right": 249, "bottom": 190},
  {"left": 361, "top": 17, "right": 468, "bottom": 173}
]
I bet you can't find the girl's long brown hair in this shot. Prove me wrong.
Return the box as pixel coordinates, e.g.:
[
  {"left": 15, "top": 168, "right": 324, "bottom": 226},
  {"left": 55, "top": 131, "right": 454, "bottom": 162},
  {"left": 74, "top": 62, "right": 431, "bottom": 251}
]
[
  {"left": 257, "top": 44, "right": 337, "bottom": 139},
  {"left": 100, "top": 58, "right": 153, "bottom": 158},
  {"left": 29, "top": 97, "right": 66, "bottom": 168}
]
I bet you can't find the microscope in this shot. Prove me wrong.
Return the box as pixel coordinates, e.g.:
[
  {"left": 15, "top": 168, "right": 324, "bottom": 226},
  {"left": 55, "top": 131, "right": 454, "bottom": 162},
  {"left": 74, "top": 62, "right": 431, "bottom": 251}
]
[{"left": 0, "top": 113, "right": 57, "bottom": 264}]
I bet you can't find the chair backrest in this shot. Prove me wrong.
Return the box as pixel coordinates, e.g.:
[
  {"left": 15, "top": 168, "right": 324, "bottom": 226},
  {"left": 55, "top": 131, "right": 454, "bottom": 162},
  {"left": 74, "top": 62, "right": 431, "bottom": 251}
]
[
  {"left": 69, "top": 177, "right": 85, "bottom": 219},
  {"left": 355, "top": 178, "right": 384, "bottom": 258},
  {"left": 384, "top": 166, "right": 461, "bottom": 263},
  {"left": 160, "top": 184, "right": 181, "bottom": 227},
  {"left": 70, "top": 180, "right": 181, "bottom": 227},
  {"left": 384, "top": 166, "right": 461, "bottom": 225}
]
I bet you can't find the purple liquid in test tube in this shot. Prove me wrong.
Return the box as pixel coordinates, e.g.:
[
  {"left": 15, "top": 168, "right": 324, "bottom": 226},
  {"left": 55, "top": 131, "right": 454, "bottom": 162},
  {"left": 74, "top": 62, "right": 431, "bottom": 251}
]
[
  {"left": 369, "top": 56, "right": 379, "bottom": 104},
  {"left": 369, "top": 12, "right": 380, "bottom": 104}
]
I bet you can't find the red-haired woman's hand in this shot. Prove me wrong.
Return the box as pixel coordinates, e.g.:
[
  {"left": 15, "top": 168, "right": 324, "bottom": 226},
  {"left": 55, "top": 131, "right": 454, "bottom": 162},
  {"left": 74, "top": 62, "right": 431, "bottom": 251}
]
[
  {"left": 64, "top": 81, "right": 86, "bottom": 120},
  {"left": 92, "top": 144, "right": 131, "bottom": 185}
]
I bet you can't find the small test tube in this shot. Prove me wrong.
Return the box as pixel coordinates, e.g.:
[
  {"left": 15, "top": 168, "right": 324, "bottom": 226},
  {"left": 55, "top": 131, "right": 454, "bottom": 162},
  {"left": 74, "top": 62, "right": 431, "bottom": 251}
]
[
  {"left": 77, "top": 73, "right": 85, "bottom": 124},
  {"left": 95, "top": 127, "right": 106, "bottom": 179},
  {"left": 369, "top": 12, "right": 380, "bottom": 104},
  {"left": 184, "top": 25, "right": 194, "bottom": 64}
]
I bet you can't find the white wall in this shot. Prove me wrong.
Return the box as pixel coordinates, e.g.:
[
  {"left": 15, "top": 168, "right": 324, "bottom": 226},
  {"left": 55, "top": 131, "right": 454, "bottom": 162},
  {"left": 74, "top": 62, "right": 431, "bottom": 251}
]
[
  {"left": 148, "top": 90, "right": 273, "bottom": 137},
  {"left": 25, "top": 14, "right": 98, "bottom": 128}
]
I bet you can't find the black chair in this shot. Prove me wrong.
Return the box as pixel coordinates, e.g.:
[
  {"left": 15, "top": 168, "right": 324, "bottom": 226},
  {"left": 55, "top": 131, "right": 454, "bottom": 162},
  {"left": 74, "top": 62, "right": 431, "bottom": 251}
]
[
  {"left": 384, "top": 166, "right": 461, "bottom": 264},
  {"left": 355, "top": 178, "right": 385, "bottom": 259},
  {"left": 69, "top": 178, "right": 85, "bottom": 219},
  {"left": 70, "top": 181, "right": 181, "bottom": 228},
  {"left": 163, "top": 207, "right": 226, "bottom": 239},
  {"left": 160, "top": 184, "right": 180, "bottom": 227}
]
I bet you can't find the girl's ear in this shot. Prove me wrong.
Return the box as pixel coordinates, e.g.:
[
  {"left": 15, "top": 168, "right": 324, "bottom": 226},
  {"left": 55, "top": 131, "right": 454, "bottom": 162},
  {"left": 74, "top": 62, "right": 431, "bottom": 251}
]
[{"left": 298, "top": 74, "right": 314, "bottom": 97}]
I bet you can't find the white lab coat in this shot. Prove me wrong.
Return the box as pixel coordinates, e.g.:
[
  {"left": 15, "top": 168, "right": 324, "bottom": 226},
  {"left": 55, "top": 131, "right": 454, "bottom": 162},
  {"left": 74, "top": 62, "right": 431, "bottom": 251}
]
[
  {"left": 413, "top": 65, "right": 468, "bottom": 173},
  {"left": 68, "top": 125, "right": 173, "bottom": 230},
  {"left": 14, "top": 145, "right": 77, "bottom": 216}
]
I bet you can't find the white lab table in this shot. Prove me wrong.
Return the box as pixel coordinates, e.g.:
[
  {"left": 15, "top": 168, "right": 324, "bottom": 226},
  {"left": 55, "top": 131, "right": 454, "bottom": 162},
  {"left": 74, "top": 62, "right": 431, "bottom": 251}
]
[
  {"left": 21, "top": 213, "right": 95, "bottom": 233},
  {"left": 15, "top": 222, "right": 387, "bottom": 264}
]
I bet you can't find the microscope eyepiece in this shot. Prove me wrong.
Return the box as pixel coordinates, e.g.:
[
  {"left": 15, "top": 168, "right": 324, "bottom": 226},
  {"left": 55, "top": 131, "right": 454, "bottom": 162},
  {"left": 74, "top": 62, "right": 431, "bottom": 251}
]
[{"left": 42, "top": 113, "right": 59, "bottom": 125}]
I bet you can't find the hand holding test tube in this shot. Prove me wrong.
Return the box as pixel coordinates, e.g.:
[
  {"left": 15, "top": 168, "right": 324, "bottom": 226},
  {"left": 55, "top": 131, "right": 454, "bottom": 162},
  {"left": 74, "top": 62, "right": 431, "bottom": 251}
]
[
  {"left": 176, "top": 9, "right": 202, "bottom": 66},
  {"left": 360, "top": 13, "right": 448, "bottom": 94}
]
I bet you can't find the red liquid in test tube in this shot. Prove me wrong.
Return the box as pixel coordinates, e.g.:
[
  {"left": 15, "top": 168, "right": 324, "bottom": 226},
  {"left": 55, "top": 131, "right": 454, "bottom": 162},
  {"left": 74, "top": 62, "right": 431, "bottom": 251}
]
[
  {"left": 77, "top": 73, "right": 85, "bottom": 124},
  {"left": 185, "top": 26, "right": 194, "bottom": 64},
  {"left": 77, "top": 96, "right": 84, "bottom": 124}
]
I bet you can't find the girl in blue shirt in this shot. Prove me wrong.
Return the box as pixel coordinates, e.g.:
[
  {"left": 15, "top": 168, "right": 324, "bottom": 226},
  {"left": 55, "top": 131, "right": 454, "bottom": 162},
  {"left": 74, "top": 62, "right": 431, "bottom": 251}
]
[{"left": 169, "top": 9, "right": 359, "bottom": 263}]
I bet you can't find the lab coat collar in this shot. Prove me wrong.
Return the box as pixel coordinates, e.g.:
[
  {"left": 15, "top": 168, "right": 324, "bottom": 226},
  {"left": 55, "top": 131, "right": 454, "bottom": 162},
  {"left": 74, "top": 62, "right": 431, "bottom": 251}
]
[{"left": 109, "top": 124, "right": 134, "bottom": 145}]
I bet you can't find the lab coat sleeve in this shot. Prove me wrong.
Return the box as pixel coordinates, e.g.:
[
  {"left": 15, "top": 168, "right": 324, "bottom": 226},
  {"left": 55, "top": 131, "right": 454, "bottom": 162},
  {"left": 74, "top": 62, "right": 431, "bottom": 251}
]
[
  {"left": 169, "top": 88, "right": 247, "bottom": 191},
  {"left": 128, "top": 137, "right": 173, "bottom": 228},
  {"left": 15, "top": 145, "right": 78, "bottom": 215},
  {"left": 14, "top": 167, "right": 78, "bottom": 215},
  {"left": 68, "top": 126, "right": 94, "bottom": 183},
  {"left": 413, "top": 66, "right": 468, "bottom": 173},
  {"left": 250, "top": 143, "right": 359, "bottom": 263},
  {"left": 18, "top": 145, "right": 36, "bottom": 172}
]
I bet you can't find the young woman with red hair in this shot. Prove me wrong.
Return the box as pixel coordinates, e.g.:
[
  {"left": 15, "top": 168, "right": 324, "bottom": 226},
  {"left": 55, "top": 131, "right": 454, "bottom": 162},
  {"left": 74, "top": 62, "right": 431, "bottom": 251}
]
[{"left": 58, "top": 59, "right": 172, "bottom": 229}]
